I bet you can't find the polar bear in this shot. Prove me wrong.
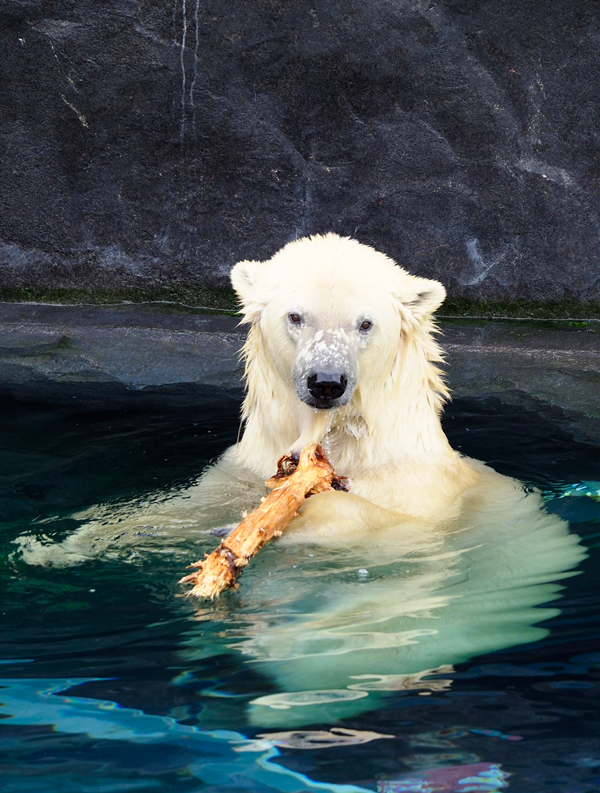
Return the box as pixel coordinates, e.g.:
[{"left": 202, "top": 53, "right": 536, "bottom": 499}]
[
  {"left": 216, "top": 231, "right": 478, "bottom": 539},
  {"left": 176, "top": 233, "right": 584, "bottom": 725},
  {"left": 14, "top": 234, "right": 585, "bottom": 728}
]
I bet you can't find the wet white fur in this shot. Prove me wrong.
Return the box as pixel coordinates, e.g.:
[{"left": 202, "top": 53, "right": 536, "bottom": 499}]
[{"left": 226, "top": 232, "right": 477, "bottom": 532}]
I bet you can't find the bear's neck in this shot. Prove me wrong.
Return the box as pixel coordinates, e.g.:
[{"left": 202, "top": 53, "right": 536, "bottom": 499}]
[{"left": 236, "top": 325, "right": 457, "bottom": 482}]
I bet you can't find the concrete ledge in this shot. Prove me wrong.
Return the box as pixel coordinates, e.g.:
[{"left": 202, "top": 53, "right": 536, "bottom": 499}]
[
  {"left": 0, "top": 303, "right": 598, "bottom": 437},
  {"left": 0, "top": 303, "right": 244, "bottom": 392}
]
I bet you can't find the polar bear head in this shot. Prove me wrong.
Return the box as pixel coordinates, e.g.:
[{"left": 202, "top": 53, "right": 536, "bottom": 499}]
[{"left": 231, "top": 233, "right": 446, "bottom": 411}]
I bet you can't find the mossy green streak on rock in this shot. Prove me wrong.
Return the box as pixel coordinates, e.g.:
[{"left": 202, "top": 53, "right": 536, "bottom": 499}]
[
  {"left": 1, "top": 288, "right": 599, "bottom": 323},
  {"left": 439, "top": 298, "right": 600, "bottom": 322}
]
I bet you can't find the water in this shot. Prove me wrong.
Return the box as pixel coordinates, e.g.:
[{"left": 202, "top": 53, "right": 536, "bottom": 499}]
[{"left": 1, "top": 387, "right": 600, "bottom": 793}]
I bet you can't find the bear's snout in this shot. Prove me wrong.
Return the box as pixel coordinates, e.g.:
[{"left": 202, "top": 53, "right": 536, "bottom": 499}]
[
  {"left": 291, "top": 327, "right": 357, "bottom": 409},
  {"left": 307, "top": 372, "right": 348, "bottom": 409}
]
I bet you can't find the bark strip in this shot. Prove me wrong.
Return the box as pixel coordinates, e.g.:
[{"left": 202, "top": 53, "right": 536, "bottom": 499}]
[{"left": 180, "top": 443, "right": 347, "bottom": 599}]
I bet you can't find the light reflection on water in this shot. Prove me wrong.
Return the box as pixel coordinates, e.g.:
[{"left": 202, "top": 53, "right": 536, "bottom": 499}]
[{"left": 0, "top": 677, "right": 371, "bottom": 793}]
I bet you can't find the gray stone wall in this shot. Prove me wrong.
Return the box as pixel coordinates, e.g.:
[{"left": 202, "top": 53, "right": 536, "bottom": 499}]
[{"left": 2, "top": 0, "right": 600, "bottom": 302}]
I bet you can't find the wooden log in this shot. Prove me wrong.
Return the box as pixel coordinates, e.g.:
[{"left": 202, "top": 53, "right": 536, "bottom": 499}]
[{"left": 180, "top": 443, "right": 347, "bottom": 599}]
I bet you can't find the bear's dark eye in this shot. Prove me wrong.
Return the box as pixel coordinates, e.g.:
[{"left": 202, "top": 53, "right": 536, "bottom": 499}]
[
  {"left": 359, "top": 319, "right": 373, "bottom": 332},
  {"left": 289, "top": 313, "right": 302, "bottom": 325}
]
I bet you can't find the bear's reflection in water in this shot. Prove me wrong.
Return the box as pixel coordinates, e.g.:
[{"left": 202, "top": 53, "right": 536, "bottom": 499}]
[
  {"left": 14, "top": 457, "right": 585, "bottom": 728},
  {"left": 178, "top": 461, "right": 583, "bottom": 728}
]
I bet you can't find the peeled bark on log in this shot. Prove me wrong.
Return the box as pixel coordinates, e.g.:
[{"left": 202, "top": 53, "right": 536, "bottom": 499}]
[{"left": 180, "top": 443, "right": 347, "bottom": 599}]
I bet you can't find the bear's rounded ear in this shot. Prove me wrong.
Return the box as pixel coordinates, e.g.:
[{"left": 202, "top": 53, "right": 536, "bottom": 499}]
[
  {"left": 230, "top": 259, "right": 268, "bottom": 324},
  {"left": 394, "top": 274, "right": 446, "bottom": 320},
  {"left": 406, "top": 276, "right": 446, "bottom": 315}
]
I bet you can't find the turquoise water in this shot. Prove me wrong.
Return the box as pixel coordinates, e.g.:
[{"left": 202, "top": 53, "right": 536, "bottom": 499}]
[{"left": 1, "top": 388, "right": 600, "bottom": 792}]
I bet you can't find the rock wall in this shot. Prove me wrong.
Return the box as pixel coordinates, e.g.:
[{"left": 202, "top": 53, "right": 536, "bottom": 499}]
[{"left": 1, "top": 0, "right": 600, "bottom": 301}]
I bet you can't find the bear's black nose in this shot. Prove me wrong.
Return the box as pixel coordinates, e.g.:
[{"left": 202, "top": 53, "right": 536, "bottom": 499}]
[{"left": 307, "top": 372, "right": 348, "bottom": 407}]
